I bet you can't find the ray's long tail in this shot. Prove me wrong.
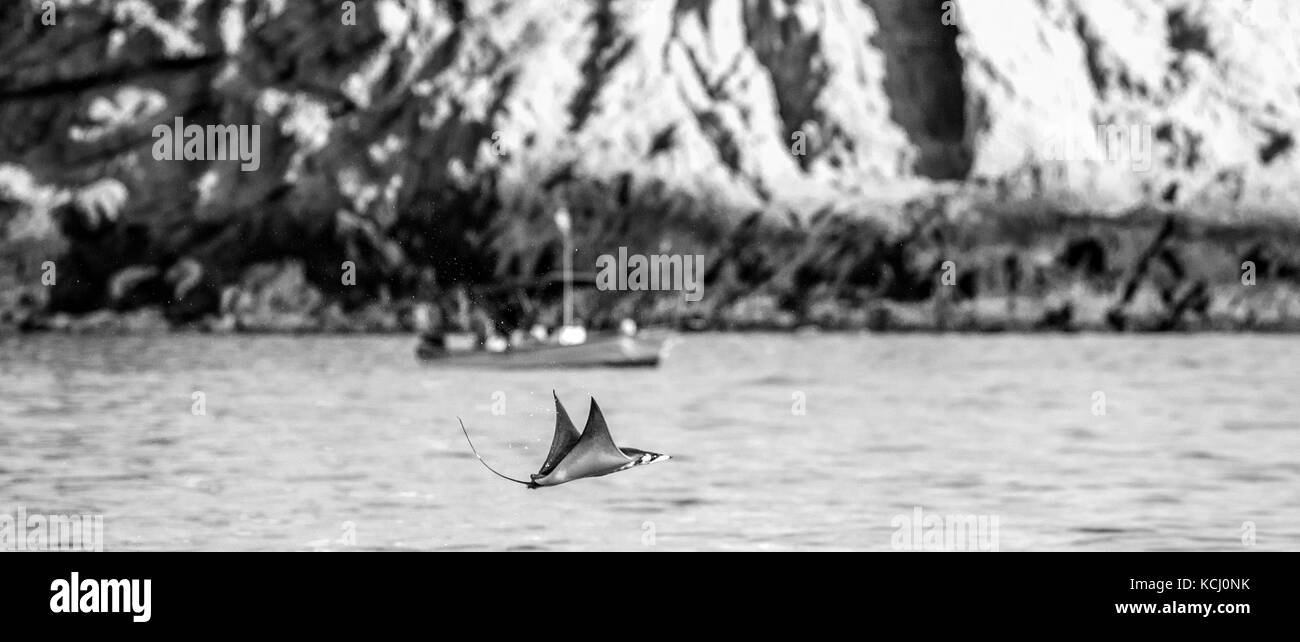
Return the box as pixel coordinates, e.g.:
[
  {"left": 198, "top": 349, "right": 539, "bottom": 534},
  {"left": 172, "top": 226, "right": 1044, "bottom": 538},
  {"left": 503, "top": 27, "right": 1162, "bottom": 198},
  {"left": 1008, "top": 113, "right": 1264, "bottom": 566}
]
[{"left": 458, "top": 418, "right": 533, "bottom": 486}]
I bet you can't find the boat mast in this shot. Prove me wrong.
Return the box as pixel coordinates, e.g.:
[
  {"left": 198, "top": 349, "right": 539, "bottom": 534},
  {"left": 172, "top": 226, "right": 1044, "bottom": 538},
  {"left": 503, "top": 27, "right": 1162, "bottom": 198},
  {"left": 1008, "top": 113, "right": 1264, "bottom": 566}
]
[{"left": 554, "top": 207, "right": 573, "bottom": 327}]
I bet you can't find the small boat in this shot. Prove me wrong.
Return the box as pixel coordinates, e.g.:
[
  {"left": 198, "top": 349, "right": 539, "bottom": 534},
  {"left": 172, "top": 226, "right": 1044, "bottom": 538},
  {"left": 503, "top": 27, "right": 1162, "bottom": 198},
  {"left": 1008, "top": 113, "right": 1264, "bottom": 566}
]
[
  {"left": 415, "top": 207, "right": 673, "bottom": 368},
  {"left": 416, "top": 329, "right": 670, "bottom": 369}
]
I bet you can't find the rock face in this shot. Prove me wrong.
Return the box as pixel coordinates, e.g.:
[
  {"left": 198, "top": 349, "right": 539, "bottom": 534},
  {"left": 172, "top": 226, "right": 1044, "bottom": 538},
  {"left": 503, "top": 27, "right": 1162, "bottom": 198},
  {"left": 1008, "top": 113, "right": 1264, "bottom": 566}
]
[
  {"left": 957, "top": 0, "right": 1300, "bottom": 213},
  {"left": 1, "top": 0, "right": 1299, "bottom": 329}
]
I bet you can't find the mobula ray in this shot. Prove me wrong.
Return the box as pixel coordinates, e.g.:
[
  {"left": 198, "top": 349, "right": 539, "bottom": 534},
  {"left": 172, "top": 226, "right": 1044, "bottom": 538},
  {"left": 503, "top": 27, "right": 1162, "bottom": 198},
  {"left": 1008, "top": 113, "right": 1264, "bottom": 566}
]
[{"left": 459, "top": 392, "right": 670, "bottom": 488}]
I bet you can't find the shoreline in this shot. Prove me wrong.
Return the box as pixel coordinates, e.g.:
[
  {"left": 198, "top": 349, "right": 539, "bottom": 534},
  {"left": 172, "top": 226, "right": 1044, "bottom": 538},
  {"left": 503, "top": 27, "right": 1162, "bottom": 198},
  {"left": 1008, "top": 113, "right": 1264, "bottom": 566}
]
[
  {"left": 5, "top": 198, "right": 1300, "bottom": 336},
  {"left": 7, "top": 318, "right": 1300, "bottom": 337},
  {"left": 7, "top": 296, "right": 1300, "bottom": 336}
]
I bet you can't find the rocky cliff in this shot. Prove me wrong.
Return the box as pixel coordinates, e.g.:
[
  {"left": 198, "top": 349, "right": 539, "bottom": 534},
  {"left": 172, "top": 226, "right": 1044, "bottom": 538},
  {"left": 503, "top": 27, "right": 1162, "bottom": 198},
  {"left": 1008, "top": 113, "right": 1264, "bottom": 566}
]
[{"left": 1, "top": 0, "right": 1298, "bottom": 332}]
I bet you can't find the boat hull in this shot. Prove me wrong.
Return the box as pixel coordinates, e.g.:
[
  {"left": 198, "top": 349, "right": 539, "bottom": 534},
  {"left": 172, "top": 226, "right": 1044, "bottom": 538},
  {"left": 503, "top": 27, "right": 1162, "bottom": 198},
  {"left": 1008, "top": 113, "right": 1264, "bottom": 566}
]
[{"left": 416, "top": 332, "right": 669, "bottom": 369}]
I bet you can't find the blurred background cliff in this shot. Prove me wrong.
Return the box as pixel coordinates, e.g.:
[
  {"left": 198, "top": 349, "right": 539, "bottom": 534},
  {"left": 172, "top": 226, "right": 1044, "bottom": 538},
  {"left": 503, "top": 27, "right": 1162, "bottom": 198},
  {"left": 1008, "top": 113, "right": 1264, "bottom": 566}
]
[{"left": 2, "top": 0, "right": 1299, "bottom": 334}]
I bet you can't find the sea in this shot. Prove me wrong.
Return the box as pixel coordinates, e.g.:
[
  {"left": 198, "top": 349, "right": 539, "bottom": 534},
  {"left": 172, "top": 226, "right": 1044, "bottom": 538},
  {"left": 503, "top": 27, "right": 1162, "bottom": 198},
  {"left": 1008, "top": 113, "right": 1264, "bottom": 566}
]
[{"left": 1, "top": 332, "right": 1297, "bottom": 551}]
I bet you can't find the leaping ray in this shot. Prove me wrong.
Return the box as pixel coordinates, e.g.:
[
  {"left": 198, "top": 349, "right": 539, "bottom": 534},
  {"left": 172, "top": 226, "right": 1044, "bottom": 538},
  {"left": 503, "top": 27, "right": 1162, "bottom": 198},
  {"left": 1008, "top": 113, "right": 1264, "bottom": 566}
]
[
  {"left": 533, "top": 398, "right": 635, "bottom": 485},
  {"left": 457, "top": 393, "right": 670, "bottom": 489}
]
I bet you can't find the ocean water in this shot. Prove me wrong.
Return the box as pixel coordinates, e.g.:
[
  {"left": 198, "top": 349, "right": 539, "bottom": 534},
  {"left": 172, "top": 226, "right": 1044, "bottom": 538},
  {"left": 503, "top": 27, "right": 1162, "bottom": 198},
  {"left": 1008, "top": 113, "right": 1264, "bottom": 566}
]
[{"left": 1, "top": 332, "right": 1297, "bottom": 551}]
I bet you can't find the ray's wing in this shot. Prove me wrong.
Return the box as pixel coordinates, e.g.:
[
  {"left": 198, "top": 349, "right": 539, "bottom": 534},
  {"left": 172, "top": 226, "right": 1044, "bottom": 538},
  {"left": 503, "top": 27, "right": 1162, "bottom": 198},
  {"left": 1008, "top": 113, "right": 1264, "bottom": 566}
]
[
  {"left": 535, "top": 391, "right": 581, "bottom": 477},
  {"left": 545, "top": 398, "right": 633, "bottom": 482}
]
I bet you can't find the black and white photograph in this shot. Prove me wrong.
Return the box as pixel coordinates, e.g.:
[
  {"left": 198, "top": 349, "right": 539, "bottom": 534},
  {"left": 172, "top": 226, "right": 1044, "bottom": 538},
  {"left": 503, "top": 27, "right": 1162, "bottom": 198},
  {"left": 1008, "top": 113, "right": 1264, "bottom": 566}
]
[{"left": 0, "top": 0, "right": 1296, "bottom": 625}]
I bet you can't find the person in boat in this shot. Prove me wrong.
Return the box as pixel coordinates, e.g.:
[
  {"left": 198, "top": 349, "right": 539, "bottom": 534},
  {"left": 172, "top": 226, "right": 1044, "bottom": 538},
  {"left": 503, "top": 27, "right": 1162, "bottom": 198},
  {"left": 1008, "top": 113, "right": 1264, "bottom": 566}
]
[
  {"left": 483, "top": 320, "right": 509, "bottom": 353},
  {"left": 414, "top": 305, "right": 447, "bottom": 358},
  {"left": 485, "top": 333, "right": 508, "bottom": 353},
  {"left": 524, "top": 308, "right": 561, "bottom": 345}
]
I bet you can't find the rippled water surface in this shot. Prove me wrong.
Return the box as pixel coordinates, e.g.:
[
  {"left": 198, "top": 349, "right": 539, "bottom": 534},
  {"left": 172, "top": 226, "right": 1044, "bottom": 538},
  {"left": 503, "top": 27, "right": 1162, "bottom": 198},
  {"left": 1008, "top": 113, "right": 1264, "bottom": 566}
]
[{"left": 1, "top": 333, "right": 1298, "bottom": 551}]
